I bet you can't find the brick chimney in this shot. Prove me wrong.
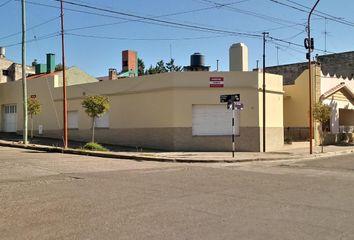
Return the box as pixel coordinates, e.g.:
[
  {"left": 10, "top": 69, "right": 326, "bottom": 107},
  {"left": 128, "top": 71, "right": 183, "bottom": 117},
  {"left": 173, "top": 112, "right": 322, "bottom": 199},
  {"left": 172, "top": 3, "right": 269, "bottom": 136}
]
[
  {"left": 122, "top": 50, "right": 137, "bottom": 73},
  {"left": 108, "top": 68, "right": 118, "bottom": 80}
]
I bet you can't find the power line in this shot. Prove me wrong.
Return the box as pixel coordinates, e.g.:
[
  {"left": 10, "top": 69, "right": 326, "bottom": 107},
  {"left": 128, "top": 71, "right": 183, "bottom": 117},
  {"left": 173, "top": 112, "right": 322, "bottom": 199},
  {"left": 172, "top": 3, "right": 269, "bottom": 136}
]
[
  {"left": 0, "top": 0, "right": 13, "bottom": 8},
  {"left": 284, "top": 0, "right": 354, "bottom": 24},
  {"left": 64, "top": 2, "right": 249, "bottom": 34},
  {"left": 268, "top": 35, "right": 334, "bottom": 54},
  {"left": 0, "top": 15, "right": 60, "bottom": 41},
  {"left": 22, "top": 0, "right": 259, "bottom": 37},
  {"left": 269, "top": 0, "right": 354, "bottom": 28},
  {"left": 3, "top": 32, "right": 60, "bottom": 48},
  {"left": 48, "top": 0, "right": 261, "bottom": 38},
  {"left": 283, "top": 30, "right": 306, "bottom": 41},
  {"left": 66, "top": 32, "right": 236, "bottom": 41},
  {"left": 199, "top": 0, "right": 305, "bottom": 30}
]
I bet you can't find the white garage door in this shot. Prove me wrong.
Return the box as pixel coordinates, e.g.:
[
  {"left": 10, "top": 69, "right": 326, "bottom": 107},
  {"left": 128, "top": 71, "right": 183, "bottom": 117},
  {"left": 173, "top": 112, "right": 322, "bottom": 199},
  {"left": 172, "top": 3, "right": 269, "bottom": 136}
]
[
  {"left": 3, "top": 104, "right": 17, "bottom": 132},
  {"left": 192, "top": 105, "right": 239, "bottom": 136}
]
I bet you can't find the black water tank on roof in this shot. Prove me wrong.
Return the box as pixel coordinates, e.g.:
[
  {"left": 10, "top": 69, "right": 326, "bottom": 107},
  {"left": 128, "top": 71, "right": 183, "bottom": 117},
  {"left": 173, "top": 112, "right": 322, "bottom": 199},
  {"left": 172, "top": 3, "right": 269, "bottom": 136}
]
[{"left": 190, "top": 53, "right": 205, "bottom": 67}]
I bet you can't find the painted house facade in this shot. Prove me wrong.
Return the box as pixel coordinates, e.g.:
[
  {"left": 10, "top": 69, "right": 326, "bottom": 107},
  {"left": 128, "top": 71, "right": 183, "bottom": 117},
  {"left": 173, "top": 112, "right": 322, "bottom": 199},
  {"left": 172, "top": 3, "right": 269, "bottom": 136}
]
[
  {"left": 266, "top": 51, "right": 354, "bottom": 143},
  {"left": 0, "top": 45, "right": 284, "bottom": 152}
]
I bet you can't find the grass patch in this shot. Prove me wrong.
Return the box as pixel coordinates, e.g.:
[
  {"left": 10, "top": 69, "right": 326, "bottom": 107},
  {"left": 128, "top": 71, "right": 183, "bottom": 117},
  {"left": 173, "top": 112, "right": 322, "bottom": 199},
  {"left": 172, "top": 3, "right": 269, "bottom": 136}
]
[{"left": 83, "top": 142, "right": 109, "bottom": 152}]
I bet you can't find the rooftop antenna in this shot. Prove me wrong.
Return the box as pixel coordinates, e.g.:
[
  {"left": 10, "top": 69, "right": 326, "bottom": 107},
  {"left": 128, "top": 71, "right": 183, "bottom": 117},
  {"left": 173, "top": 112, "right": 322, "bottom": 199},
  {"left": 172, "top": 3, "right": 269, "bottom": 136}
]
[
  {"left": 322, "top": 17, "right": 329, "bottom": 54},
  {"left": 276, "top": 46, "right": 280, "bottom": 65}
]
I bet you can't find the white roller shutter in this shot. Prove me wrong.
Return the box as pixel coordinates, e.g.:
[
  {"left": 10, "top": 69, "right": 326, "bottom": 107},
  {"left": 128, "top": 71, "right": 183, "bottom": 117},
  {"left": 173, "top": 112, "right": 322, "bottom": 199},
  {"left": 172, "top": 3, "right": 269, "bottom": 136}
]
[{"left": 192, "top": 105, "right": 239, "bottom": 136}]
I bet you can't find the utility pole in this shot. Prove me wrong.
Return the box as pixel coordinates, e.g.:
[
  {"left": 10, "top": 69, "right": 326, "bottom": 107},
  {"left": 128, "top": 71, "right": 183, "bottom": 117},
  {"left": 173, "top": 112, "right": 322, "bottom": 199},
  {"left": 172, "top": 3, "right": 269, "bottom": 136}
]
[
  {"left": 21, "top": 0, "right": 28, "bottom": 145},
  {"left": 306, "top": 0, "right": 320, "bottom": 155},
  {"left": 60, "top": 0, "right": 68, "bottom": 148},
  {"left": 262, "top": 32, "right": 268, "bottom": 153}
]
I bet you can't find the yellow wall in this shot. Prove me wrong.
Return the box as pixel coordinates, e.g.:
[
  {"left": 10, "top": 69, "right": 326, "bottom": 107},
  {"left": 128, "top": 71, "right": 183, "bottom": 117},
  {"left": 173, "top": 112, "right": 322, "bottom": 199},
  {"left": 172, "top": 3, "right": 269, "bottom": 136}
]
[
  {"left": 283, "top": 70, "right": 310, "bottom": 127},
  {"left": 0, "top": 70, "right": 284, "bottom": 130},
  {"left": 257, "top": 72, "right": 284, "bottom": 128},
  {"left": 0, "top": 70, "right": 284, "bottom": 150}
]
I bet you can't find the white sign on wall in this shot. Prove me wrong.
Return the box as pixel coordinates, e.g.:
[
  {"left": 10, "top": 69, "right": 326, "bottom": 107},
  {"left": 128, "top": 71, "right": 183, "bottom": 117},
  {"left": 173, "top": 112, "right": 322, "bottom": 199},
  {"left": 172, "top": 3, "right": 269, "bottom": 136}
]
[{"left": 210, "top": 77, "right": 224, "bottom": 88}]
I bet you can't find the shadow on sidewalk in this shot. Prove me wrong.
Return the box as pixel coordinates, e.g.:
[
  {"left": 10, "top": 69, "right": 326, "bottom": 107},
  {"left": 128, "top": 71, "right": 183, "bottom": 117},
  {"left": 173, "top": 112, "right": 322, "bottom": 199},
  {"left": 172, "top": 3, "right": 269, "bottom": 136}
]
[{"left": 0, "top": 132, "right": 156, "bottom": 152}]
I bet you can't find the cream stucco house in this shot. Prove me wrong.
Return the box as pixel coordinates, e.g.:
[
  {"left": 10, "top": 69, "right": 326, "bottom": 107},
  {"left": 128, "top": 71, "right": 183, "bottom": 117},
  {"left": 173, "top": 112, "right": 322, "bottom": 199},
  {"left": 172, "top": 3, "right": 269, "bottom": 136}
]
[
  {"left": 267, "top": 52, "right": 354, "bottom": 144},
  {"left": 0, "top": 44, "right": 284, "bottom": 152}
]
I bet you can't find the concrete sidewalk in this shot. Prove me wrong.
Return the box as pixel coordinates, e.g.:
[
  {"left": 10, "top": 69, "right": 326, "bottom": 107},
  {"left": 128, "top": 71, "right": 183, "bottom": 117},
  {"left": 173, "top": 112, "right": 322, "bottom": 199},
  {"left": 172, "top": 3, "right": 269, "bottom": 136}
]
[{"left": 0, "top": 139, "right": 353, "bottom": 163}]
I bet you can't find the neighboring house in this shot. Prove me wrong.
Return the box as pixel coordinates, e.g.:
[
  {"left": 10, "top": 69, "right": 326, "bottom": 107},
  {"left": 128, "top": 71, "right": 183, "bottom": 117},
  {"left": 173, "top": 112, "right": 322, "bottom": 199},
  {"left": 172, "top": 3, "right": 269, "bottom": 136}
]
[
  {"left": 266, "top": 52, "right": 354, "bottom": 143},
  {"left": 97, "top": 50, "right": 138, "bottom": 81},
  {"left": 0, "top": 53, "right": 98, "bottom": 136},
  {"left": 0, "top": 47, "right": 35, "bottom": 83},
  {"left": 0, "top": 44, "right": 284, "bottom": 152}
]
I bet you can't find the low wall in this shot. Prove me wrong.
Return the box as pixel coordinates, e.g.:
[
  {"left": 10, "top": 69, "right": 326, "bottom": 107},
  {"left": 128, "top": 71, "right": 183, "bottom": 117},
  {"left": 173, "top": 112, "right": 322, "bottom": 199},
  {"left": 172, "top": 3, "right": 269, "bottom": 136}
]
[
  {"left": 324, "top": 133, "right": 354, "bottom": 145},
  {"left": 284, "top": 127, "right": 309, "bottom": 141},
  {"left": 24, "top": 126, "right": 283, "bottom": 152}
]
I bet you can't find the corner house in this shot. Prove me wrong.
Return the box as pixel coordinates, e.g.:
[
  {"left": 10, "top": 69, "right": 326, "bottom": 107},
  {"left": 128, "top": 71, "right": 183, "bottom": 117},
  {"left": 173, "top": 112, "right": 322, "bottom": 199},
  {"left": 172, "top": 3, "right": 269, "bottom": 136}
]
[{"left": 0, "top": 44, "right": 284, "bottom": 151}]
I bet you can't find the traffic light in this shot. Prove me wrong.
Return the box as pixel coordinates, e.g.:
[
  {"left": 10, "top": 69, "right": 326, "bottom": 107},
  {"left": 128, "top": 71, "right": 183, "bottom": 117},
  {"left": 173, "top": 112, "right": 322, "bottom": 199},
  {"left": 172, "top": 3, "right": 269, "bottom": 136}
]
[{"left": 304, "top": 38, "right": 314, "bottom": 50}]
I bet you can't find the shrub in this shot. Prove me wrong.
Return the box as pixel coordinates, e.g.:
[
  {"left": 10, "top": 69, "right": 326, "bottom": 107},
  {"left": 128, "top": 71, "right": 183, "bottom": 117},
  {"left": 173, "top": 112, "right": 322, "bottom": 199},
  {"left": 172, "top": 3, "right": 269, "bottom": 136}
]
[
  {"left": 83, "top": 142, "right": 109, "bottom": 152},
  {"left": 284, "top": 136, "right": 293, "bottom": 144},
  {"left": 338, "top": 133, "right": 349, "bottom": 143}
]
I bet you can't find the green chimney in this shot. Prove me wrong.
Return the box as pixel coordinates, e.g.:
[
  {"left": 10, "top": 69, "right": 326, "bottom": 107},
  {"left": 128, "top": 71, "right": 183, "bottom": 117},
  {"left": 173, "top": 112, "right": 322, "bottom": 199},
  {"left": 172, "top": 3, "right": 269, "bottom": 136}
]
[{"left": 46, "top": 53, "right": 55, "bottom": 73}]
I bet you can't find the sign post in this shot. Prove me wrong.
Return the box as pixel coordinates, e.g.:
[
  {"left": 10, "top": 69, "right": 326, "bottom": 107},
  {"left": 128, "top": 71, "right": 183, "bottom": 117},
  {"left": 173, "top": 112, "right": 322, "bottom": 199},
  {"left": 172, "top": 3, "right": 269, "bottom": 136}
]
[
  {"left": 232, "top": 101, "right": 236, "bottom": 157},
  {"left": 220, "top": 94, "right": 243, "bottom": 158}
]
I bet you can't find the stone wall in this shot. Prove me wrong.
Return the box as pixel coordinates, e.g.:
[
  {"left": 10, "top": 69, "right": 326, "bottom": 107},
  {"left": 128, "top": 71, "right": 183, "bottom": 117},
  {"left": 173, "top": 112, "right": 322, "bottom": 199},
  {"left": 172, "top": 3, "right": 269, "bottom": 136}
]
[
  {"left": 265, "top": 63, "right": 308, "bottom": 85},
  {"left": 317, "top": 52, "right": 354, "bottom": 79},
  {"left": 265, "top": 51, "right": 354, "bottom": 85}
]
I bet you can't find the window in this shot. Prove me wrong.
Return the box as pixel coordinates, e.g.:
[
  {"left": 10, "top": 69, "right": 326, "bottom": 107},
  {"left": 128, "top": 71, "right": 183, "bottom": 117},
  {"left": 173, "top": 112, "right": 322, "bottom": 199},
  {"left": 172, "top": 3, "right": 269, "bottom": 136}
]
[
  {"left": 68, "top": 111, "right": 78, "bottom": 129},
  {"left": 95, "top": 113, "right": 109, "bottom": 128},
  {"left": 4, "top": 105, "right": 16, "bottom": 114},
  {"left": 2, "top": 70, "right": 9, "bottom": 76}
]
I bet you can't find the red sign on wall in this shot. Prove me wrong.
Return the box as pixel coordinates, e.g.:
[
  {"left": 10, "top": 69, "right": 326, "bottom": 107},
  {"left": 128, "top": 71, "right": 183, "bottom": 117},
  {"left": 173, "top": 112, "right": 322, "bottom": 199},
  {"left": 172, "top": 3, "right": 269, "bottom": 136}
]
[{"left": 210, "top": 77, "right": 224, "bottom": 88}]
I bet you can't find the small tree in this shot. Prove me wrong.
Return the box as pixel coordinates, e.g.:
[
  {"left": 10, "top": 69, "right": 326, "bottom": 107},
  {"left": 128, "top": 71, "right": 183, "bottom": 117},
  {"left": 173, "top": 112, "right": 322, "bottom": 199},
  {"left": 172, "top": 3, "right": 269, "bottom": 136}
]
[
  {"left": 165, "top": 58, "right": 183, "bottom": 72},
  {"left": 81, "top": 95, "right": 110, "bottom": 143},
  {"left": 138, "top": 58, "right": 145, "bottom": 76},
  {"left": 313, "top": 102, "right": 331, "bottom": 153},
  {"left": 27, "top": 98, "right": 41, "bottom": 138},
  {"left": 55, "top": 64, "right": 64, "bottom": 71}
]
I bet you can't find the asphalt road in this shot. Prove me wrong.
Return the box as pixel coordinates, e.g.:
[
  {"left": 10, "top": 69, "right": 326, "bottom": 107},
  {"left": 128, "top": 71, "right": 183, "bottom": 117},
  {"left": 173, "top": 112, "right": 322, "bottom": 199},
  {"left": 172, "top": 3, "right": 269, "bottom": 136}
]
[{"left": 1, "top": 147, "right": 354, "bottom": 240}]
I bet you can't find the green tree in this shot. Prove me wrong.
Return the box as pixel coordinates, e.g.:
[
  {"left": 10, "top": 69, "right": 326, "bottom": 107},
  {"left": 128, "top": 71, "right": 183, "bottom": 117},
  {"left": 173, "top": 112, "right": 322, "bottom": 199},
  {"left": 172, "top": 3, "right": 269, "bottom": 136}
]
[
  {"left": 138, "top": 58, "right": 145, "bottom": 76},
  {"left": 156, "top": 60, "right": 167, "bottom": 73},
  {"left": 146, "top": 60, "right": 167, "bottom": 74},
  {"left": 55, "top": 64, "right": 63, "bottom": 71},
  {"left": 27, "top": 98, "right": 41, "bottom": 138},
  {"left": 313, "top": 102, "right": 331, "bottom": 153},
  {"left": 81, "top": 95, "right": 110, "bottom": 143},
  {"left": 165, "top": 58, "right": 182, "bottom": 72},
  {"left": 145, "top": 59, "right": 182, "bottom": 75}
]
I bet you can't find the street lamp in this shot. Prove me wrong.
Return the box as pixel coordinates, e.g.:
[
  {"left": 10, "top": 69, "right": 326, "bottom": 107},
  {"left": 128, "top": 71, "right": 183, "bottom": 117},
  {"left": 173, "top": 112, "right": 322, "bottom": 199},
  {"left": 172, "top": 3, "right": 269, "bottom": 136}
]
[{"left": 305, "top": 0, "right": 320, "bottom": 154}]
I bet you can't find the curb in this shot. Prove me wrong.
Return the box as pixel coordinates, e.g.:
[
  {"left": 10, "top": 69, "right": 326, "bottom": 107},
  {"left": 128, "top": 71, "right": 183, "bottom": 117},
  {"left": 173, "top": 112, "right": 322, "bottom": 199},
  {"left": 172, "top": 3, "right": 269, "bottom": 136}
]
[{"left": 0, "top": 141, "right": 353, "bottom": 163}]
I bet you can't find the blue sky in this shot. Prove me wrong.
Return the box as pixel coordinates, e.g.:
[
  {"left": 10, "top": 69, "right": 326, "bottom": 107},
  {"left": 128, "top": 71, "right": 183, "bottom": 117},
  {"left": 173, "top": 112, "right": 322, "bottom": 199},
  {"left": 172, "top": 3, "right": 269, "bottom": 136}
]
[{"left": 1, "top": 0, "right": 354, "bottom": 77}]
